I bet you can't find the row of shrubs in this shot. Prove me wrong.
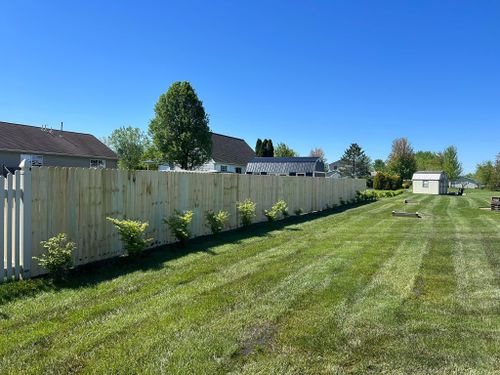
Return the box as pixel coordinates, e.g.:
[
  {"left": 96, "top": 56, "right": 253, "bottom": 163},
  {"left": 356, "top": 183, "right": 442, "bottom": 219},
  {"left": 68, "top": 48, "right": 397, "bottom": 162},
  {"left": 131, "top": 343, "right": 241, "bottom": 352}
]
[{"left": 34, "top": 194, "right": 382, "bottom": 278}]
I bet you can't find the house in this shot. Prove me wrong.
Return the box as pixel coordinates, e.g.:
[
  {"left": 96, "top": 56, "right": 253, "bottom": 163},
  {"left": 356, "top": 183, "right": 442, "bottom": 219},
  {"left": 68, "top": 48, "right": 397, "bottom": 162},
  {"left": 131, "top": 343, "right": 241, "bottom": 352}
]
[
  {"left": 246, "top": 157, "right": 326, "bottom": 177},
  {"left": 412, "top": 171, "right": 448, "bottom": 195},
  {"left": 328, "top": 159, "right": 346, "bottom": 172},
  {"left": 450, "top": 177, "right": 480, "bottom": 189},
  {"left": 0, "top": 121, "right": 117, "bottom": 173},
  {"left": 159, "top": 132, "right": 255, "bottom": 174}
]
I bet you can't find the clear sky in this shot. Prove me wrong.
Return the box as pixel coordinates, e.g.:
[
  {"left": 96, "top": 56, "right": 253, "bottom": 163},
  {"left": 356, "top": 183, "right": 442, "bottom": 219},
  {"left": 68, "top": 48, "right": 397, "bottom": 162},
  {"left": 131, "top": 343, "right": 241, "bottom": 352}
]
[{"left": 1, "top": 1, "right": 498, "bottom": 173}]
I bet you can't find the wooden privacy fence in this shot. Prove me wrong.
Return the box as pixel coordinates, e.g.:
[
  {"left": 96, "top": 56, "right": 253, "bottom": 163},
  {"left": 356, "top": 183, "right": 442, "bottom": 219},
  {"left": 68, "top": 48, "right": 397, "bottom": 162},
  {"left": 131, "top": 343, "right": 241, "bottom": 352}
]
[
  {"left": 1, "top": 165, "right": 31, "bottom": 282},
  {"left": 2, "top": 166, "right": 365, "bottom": 278}
]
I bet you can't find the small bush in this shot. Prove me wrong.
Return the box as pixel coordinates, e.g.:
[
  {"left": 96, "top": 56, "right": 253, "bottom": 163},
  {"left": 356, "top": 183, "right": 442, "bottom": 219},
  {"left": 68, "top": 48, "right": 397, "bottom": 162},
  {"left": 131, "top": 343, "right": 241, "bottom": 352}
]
[
  {"left": 34, "top": 233, "right": 75, "bottom": 278},
  {"left": 339, "top": 198, "right": 346, "bottom": 205},
  {"left": 237, "top": 199, "right": 256, "bottom": 227},
  {"left": 264, "top": 200, "right": 289, "bottom": 221},
  {"left": 205, "top": 210, "right": 230, "bottom": 235},
  {"left": 107, "top": 217, "right": 152, "bottom": 256},
  {"left": 165, "top": 210, "right": 194, "bottom": 243},
  {"left": 294, "top": 208, "right": 303, "bottom": 216}
]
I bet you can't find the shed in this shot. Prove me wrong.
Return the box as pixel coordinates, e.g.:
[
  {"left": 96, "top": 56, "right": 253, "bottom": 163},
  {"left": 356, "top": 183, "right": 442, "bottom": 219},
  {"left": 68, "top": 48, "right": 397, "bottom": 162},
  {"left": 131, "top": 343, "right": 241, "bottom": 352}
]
[
  {"left": 246, "top": 157, "right": 325, "bottom": 177},
  {"left": 412, "top": 171, "right": 448, "bottom": 195}
]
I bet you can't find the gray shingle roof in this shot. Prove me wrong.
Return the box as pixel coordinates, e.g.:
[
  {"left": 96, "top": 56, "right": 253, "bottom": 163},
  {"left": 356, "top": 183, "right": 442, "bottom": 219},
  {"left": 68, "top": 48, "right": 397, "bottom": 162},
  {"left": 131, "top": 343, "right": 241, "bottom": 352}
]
[
  {"left": 0, "top": 121, "right": 117, "bottom": 159},
  {"left": 211, "top": 133, "right": 255, "bottom": 166},
  {"left": 246, "top": 157, "right": 324, "bottom": 174}
]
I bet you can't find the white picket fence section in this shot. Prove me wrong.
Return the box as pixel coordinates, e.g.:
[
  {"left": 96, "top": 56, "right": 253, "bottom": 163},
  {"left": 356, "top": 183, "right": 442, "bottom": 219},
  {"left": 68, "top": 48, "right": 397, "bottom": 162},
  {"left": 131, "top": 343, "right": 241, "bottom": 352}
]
[{"left": 1, "top": 165, "right": 31, "bottom": 282}]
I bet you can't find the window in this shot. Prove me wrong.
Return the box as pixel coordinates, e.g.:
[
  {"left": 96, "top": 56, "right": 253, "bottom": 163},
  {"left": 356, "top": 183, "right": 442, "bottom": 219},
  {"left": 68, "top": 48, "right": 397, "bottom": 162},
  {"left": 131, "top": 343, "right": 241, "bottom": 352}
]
[
  {"left": 220, "top": 165, "right": 228, "bottom": 172},
  {"left": 289, "top": 172, "right": 297, "bottom": 176},
  {"left": 260, "top": 172, "right": 267, "bottom": 175},
  {"left": 422, "top": 180, "right": 429, "bottom": 188},
  {"left": 21, "top": 154, "right": 43, "bottom": 167},
  {"left": 306, "top": 172, "right": 313, "bottom": 177},
  {"left": 90, "top": 159, "right": 106, "bottom": 169},
  {"left": 235, "top": 167, "right": 242, "bottom": 174},
  {"left": 297, "top": 173, "right": 305, "bottom": 177}
]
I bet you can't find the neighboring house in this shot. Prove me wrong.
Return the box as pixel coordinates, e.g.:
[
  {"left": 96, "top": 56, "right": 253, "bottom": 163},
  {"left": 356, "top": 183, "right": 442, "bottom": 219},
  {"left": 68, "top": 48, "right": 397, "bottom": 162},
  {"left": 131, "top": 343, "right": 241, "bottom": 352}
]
[
  {"left": 0, "top": 121, "right": 117, "bottom": 173},
  {"left": 246, "top": 157, "right": 326, "bottom": 177},
  {"left": 326, "top": 170, "right": 342, "bottom": 178},
  {"left": 159, "top": 132, "right": 255, "bottom": 174},
  {"left": 450, "top": 177, "right": 480, "bottom": 189},
  {"left": 412, "top": 171, "right": 448, "bottom": 195},
  {"left": 328, "top": 159, "right": 347, "bottom": 172}
]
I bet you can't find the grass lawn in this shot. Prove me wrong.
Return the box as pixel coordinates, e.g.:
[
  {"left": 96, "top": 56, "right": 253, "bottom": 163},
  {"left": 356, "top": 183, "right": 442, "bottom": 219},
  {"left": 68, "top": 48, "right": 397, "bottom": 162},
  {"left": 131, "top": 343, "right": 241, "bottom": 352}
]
[{"left": 1, "top": 190, "right": 499, "bottom": 374}]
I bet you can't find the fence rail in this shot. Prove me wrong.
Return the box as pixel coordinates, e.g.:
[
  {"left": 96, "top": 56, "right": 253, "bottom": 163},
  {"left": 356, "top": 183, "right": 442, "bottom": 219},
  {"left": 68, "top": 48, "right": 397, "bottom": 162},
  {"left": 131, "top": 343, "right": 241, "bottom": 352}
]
[{"left": 2, "top": 166, "right": 365, "bottom": 279}]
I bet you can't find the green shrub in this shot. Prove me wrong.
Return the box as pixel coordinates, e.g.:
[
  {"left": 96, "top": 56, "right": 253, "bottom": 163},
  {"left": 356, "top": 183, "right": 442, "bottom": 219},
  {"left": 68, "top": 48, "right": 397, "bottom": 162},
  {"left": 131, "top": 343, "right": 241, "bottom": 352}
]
[
  {"left": 373, "top": 172, "right": 403, "bottom": 190},
  {"left": 264, "top": 200, "right": 289, "bottom": 221},
  {"left": 294, "top": 208, "right": 303, "bottom": 216},
  {"left": 237, "top": 199, "right": 256, "bottom": 227},
  {"left": 339, "top": 197, "right": 346, "bottom": 205},
  {"left": 107, "top": 217, "right": 152, "bottom": 256},
  {"left": 205, "top": 210, "right": 230, "bottom": 235},
  {"left": 34, "top": 233, "right": 75, "bottom": 278},
  {"left": 165, "top": 210, "right": 194, "bottom": 243}
]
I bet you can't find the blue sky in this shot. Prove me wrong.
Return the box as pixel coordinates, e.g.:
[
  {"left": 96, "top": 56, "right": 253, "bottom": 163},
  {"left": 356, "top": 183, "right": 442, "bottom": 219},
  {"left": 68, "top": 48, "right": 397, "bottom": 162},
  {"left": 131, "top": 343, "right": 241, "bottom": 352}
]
[{"left": 1, "top": 1, "right": 498, "bottom": 173}]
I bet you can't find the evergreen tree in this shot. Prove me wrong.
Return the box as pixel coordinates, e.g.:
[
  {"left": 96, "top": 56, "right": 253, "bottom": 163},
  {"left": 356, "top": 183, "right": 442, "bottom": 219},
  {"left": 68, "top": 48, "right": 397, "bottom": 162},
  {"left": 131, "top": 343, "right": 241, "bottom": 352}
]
[
  {"left": 255, "top": 139, "right": 263, "bottom": 156},
  {"left": 339, "top": 143, "right": 371, "bottom": 178}
]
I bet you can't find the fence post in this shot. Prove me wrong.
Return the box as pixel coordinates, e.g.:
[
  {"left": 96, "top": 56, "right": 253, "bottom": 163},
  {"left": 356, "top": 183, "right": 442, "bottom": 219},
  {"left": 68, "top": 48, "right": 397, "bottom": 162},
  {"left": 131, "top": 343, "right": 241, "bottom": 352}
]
[{"left": 19, "top": 160, "right": 32, "bottom": 279}]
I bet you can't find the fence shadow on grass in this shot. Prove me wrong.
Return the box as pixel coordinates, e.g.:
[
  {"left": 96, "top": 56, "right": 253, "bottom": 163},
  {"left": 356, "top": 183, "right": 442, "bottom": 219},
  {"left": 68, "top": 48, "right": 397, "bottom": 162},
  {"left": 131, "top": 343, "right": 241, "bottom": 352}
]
[{"left": 0, "top": 200, "right": 375, "bottom": 306}]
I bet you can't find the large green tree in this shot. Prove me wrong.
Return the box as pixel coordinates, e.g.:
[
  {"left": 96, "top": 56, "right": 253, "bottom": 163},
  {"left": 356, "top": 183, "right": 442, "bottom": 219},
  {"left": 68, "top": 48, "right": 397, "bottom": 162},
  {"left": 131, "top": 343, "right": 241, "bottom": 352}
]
[
  {"left": 475, "top": 154, "right": 500, "bottom": 190},
  {"left": 255, "top": 139, "right": 263, "bottom": 156},
  {"left": 415, "top": 151, "right": 443, "bottom": 171},
  {"left": 104, "top": 126, "right": 149, "bottom": 170},
  {"left": 387, "top": 137, "right": 417, "bottom": 180},
  {"left": 373, "top": 159, "right": 386, "bottom": 172},
  {"left": 149, "top": 82, "right": 212, "bottom": 170},
  {"left": 442, "top": 146, "right": 462, "bottom": 181},
  {"left": 275, "top": 142, "right": 299, "bottom": 157},
  {"left": 339, "top": 143, "right": 371, "bottom": 178}
]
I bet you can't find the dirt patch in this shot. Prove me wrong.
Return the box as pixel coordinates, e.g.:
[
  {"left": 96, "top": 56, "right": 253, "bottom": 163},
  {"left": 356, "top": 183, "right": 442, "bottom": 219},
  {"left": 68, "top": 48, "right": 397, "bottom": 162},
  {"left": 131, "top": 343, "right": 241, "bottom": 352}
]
[{"left": 234, "top": 323, "right": 276, "bottom": 357}]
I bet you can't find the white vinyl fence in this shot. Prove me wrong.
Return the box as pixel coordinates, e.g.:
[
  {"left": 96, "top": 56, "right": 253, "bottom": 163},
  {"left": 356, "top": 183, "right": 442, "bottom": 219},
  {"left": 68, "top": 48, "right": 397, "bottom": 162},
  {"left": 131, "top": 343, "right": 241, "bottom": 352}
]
[{"left": 1, "top": 165, "right": 31, "bottom": 282}]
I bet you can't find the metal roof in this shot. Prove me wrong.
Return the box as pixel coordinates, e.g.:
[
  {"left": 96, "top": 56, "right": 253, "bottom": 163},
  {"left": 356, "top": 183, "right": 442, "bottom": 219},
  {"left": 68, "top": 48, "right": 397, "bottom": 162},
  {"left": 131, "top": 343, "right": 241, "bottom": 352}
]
[
  {"left": 246, "top": 157, "right": 324, "bottom": 174},
  {"left": 412, "top": 171, "right": 447, "bottom": 181}
]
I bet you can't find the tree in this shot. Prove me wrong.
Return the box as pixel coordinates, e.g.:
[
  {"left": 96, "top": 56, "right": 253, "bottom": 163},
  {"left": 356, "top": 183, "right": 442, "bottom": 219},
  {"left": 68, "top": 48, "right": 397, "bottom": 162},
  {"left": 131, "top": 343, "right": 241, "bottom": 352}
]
[
  {"left": 149, "top": 81, "right": 212, "bottom": 170},
  {"left": 415, "top": 151, "right": 443, "bottom": 171},
  {"left": 275, "top": 142, "right": 299, "bottom": 157},
  {"left": 104, "top": 126, "right": 149, "bottom": 170},
  {"left": 387, "top": 137, "right": 417, "bottom": 180},
  {"left": 373, "top": 159, "right": 386, "bottom": 172},
  {"left": 261, "top": 139, "right": 274, "bottom": 157},
  {"left": 442, "top": 146, "right": 462, "bottom": 181},
  {"left": 475, "top": 154, "right": 500, "bottom": 190},
  {"left": 255, "top": 139, "right": 263, "bottom": 156},
  {"left": 339, "top": 143, "right": 371, "bottom": 178}
]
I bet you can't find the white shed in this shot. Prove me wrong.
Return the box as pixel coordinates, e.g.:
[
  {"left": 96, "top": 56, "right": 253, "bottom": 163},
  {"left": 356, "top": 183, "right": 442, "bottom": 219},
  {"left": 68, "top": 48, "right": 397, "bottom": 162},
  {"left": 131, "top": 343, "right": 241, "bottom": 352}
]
[{"left": 412, "top": 171, "right": 448, "bottom": 195}]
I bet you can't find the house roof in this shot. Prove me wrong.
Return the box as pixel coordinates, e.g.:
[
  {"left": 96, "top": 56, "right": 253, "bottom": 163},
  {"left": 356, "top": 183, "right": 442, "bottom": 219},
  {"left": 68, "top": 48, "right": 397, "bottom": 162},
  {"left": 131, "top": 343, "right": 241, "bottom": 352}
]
[
  {"left": 211, "top": 133, "right": 255, "bottom": 166},
  {"left": 329, "top": 159, "right": 347, "bottom": 170},
  {"left": 412, "top": 171, "right": 447, "bottom": 181},
  {"left": 246, "top": 157, "right": 324, "bottom": 174},
  {"left": 0, "top": 121, "right": 117, "bottom": 159}
]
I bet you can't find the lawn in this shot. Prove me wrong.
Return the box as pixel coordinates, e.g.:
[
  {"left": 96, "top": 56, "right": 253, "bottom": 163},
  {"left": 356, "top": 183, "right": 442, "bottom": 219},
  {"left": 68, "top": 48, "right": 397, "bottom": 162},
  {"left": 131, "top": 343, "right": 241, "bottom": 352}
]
[{"left": 1, "top": 190, "right": 499, "bottom": 374}]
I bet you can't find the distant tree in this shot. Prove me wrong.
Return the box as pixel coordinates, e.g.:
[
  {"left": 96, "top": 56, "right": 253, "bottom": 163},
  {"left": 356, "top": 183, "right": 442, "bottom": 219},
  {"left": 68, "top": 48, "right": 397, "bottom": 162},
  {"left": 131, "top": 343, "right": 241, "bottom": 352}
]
[
  {"left": 339, "top": 143, "right": 371, "bottom": 178},
  {"left": 149, "top": 81, "right": 212, "bottom": 170},
  {"left": 415, "top": 151, "right": 443, "bottom": 171},
  {"left": 255, "top": 139, "right": 263, "bottom": 156},
  {"left": 387, "top": 137, "right": 417, "bottom": 180},
  {"left": 142, "top": 142, "right": 164, "bottom": 170},
  {"left": 104, "top": 126, "right": 149, "bottom": 170},
  {"left": 373, "top": 159, "right": 386, "bottom": 172},
  {"left": 275, "top": 142, "right": 299, "bottom": 157},
  {"left": 442, "top": 146, "right": 462, "bottom": 181},
  {"left": 310, "top": 147, "right": 329, "bottom": 172},
  {"left": 475, "top": 161, "right": 495, "bottom": 186},
  {"left": 261, "top": 139, "right": 274, "bottom": 157}
]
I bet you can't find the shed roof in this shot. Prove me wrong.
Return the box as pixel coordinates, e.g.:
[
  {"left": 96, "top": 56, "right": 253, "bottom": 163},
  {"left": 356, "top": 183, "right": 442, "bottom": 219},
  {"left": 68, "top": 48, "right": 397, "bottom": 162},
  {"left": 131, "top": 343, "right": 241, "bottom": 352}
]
[
  {"left": 412, "top": 171, "right": 447, "bottom": 181},
  {"left": 210, "top": 133, "right": 255, "bottom": 165},
  {"left": 246, "top": 157, "right": 324, "bottom": 174},
  {"left": 0, "top": 121, "right": 117, "bottom": 159}
]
